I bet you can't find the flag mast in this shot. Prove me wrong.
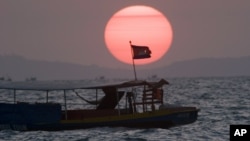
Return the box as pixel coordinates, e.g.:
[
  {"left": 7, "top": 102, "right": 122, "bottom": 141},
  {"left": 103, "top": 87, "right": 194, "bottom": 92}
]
[{"left": 129, "top": 41, "right": 137, "bottom": 80}]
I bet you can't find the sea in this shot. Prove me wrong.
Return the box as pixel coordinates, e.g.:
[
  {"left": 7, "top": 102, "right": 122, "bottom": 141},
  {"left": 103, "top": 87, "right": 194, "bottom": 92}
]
[{"left": 0, "top": 76, "right": 249, "bottom": 141}]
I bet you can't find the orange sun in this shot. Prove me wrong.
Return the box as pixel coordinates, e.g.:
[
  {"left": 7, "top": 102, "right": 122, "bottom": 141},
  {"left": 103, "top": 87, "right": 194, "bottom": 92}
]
[{"left": 104, "top": 5, "right": 173, "bottom": 65}]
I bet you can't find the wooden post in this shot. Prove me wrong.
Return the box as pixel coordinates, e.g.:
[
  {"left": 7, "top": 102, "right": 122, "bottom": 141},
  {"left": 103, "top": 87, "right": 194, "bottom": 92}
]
[
  {"left": 143, "top": 86, "right": 145, "bottom": 112},
  {"left": 116, "top": 91, "right": 121, "bottom": 116},
  {"left": 46, "top": 90, "right": 49, "bottom": 103},
  {"left": 96, "top": 89, "right": 98, "bottom": 109},
  {"left": 13, "top": 89, "right": 16, "bottom": 104},
  {"left": 63, "top": 90, "right": 67, "bottom": 120}
]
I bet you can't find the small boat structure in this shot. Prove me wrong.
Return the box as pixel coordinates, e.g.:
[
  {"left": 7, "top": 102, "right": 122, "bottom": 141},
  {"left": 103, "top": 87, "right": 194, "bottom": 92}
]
[{"left": 0, "top": 79, "right": 199, "bottom": 131}]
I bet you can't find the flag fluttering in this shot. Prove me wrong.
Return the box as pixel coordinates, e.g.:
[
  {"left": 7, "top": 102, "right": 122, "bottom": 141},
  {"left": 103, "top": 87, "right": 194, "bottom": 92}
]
[
  {"left": 131, "top": 45, "right": 152, "bottom": 59},
  {"left": 129, "top": 41, "right": 152, "bottom": 80}
]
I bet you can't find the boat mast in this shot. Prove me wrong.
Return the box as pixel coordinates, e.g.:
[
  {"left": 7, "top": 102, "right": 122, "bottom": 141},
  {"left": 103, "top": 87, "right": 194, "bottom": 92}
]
[{"left": 129, "top": 41, "right": 137, "bottom": 80}]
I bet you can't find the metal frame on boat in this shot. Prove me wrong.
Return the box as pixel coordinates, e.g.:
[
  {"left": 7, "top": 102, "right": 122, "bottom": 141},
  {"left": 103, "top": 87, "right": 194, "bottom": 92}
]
[{"left": 0, "top": 79, "right": 199, "bottom": 131}]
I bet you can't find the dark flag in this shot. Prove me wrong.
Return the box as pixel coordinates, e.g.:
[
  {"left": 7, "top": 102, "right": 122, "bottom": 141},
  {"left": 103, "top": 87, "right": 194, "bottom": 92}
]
[{"left": 131, "top": 45, "right": 152, "bottom": 59}]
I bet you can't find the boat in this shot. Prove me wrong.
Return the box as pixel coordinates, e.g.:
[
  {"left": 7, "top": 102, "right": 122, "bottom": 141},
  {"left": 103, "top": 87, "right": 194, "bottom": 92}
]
[{"left": 0, "top": 79, "right": 199, "bottom": 131}]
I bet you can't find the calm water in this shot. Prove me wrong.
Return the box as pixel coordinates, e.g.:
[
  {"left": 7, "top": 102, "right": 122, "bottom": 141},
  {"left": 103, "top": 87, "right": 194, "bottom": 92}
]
[{"left": 0, "top": 76, "right": 249, "bottom": 141}]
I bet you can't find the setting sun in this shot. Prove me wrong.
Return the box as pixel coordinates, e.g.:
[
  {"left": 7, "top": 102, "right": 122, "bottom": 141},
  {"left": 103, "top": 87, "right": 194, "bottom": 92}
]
[{"left": 104, "top": 5, "right": 173, "bottom": 65}]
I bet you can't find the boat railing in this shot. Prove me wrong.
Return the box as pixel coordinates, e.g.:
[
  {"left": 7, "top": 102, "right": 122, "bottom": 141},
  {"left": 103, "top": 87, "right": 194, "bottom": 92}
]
[
  {"left": 132, "top": 88, "right": 164, "bottom": 112},
  {"left": 61, "top": 109, "right": 131, "bottom": 120},
  {"left": 0, "top": 100, "right": 14, "bottom": 103}
]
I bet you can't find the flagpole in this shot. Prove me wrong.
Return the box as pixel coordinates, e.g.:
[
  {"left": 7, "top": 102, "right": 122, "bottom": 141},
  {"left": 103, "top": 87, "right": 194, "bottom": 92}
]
[{"left": 129, "top": 41, "right": 137, "bottom": 80}]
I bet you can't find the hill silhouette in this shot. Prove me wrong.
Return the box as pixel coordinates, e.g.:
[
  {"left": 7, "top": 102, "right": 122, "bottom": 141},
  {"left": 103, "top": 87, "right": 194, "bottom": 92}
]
[
  {"left": 155, "top": 56, "right": 250, "bottom": 77},
  {"left": 0, "top": 55, "right": 250, "bottom": 81}
]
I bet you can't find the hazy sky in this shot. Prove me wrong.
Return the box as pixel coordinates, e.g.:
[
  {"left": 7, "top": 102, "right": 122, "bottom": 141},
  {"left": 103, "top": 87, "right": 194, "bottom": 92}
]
[{"left": 1, "top": 0, "right": 250, "bottom": 69}]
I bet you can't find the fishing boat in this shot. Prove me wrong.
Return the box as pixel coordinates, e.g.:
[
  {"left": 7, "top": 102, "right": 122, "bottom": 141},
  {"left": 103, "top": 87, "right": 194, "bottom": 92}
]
[{"left": 0, "top": 79, "right": 199, "bottom": 131}]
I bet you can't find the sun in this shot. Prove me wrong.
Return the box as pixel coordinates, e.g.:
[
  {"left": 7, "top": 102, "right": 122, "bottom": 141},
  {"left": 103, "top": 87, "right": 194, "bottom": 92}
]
[{"left": 104, "top": 5, "right": 173, "bottom": 65}]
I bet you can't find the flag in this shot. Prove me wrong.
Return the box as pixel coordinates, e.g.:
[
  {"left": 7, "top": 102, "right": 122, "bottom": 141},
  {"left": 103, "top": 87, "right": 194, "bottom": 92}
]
[{"left": 131, "top": 45, "right": 152, "bottom": 59}]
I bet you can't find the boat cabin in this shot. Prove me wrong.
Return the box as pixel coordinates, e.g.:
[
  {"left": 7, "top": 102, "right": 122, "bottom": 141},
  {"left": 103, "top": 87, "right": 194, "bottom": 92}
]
[
  {"left": 0, "top": 79, "right": 169, "bottom": 120},
  {"left": 0, "top": 79, "right": 199, "bottom": 130},
  {"left": 63, "top": 79, "right": 169, "bottom": 120}
]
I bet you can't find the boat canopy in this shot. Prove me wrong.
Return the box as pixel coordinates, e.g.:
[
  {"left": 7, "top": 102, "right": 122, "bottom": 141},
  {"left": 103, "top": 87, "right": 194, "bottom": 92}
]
[
  {"left": 84, "top": 79, "right": 169, "bottom": 89},
  {"left": 0, "top": 79, "right": 169, "bottom": 91}
]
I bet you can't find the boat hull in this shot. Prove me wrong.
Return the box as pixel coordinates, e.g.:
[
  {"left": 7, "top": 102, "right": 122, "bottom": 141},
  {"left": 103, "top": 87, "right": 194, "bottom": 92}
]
[{"left": 0, "top": 108, "right": 199, "bottom": 131}]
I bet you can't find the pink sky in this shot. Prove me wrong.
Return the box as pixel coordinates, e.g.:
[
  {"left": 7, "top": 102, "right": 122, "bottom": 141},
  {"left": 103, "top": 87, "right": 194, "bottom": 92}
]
[{"left": 0, "top": 0, "right": 250, "bottom": 69}]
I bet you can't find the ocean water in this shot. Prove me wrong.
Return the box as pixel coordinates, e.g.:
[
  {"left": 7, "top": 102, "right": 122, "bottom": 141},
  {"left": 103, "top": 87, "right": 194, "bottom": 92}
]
[{"left": 0, "top": 76, "right": 250, "bottom": 141}]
